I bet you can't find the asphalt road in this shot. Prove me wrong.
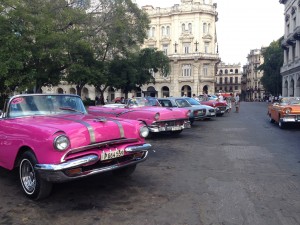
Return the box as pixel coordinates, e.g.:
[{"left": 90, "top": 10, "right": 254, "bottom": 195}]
[{"left": 0, "top": 102, "right": 300, "bottom": 225}]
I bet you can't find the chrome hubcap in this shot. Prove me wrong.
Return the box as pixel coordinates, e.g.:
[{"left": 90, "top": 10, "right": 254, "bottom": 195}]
[{"left": 20, "top": 159, "right": 36, "bottom": 194}]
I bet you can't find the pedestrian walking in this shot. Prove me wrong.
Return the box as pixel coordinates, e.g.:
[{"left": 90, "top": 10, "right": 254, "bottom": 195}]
[
  {"left": 234, "top": 93, "right": 240, "bottom": 113},
  {"left": 226, "top": 93, "right": 233, "bottom": 113}
]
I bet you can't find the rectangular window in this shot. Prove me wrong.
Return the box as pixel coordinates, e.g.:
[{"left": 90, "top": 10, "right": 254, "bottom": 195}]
[
  {"left": 183, "top": 43, "right": 190, "bottom": 54},
  {"left": 182, "top": 64, "right": 191, "bottom": 77},
  {"left": 235, "top": 77, "right": 238, "bottom": 84},
  {"left": 163, "top": 44, "right": 168, "bottom": 55},
  {"left": 204, "top": 42, "right": 209, "bottom": 53},
  {"left": 203, "top": 64, "right": 209, "bottom": 76},
  {"left": 292, "top": 45, "right": 296, "bottom": 61}
]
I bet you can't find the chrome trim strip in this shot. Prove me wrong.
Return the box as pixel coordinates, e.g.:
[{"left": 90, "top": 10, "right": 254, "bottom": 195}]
[
  {"left": 35, "top": 155, "right": 99, "bottom": 171},
  {"left": 125, "top": 143, "right": 152, "bottom": 152},
  {"left": 105, "top": 118, "right": 125, "bottom": 138},
  {"left": 52, "top": 116, "right": 96, "bottom": 144}
]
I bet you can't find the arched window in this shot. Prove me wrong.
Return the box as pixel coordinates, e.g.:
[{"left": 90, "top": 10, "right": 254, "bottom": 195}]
[
  {"left": 162, "top": 86, "right": 170, "bottom": 97},
  {"left": 235, "top": 69, "right": 239, "bottom": 73},
  {"left": 69, "top": 88, "right": 76, "bottom": 94},
  {"left": 57, "top": 88, "right": 64, "bottom": 94},
  {"left": 181, "top": 85, "right": 192, "bottom": 97},
  {"left": 82, "top": 87, "right": 89, "bottom": 100},
  {"left": 225, "top": 69, "right": 228, "bottom": 74},
  {"left": 182, "top": 23, "right": 185, "bottom": 32},
  {"left": 207, "top": 23, "right": 210, "bottom": 34}
]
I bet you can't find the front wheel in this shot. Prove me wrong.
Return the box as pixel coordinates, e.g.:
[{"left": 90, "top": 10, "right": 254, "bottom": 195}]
[
  {"left": 268, "top": 115, "right": 275, "bottom": 123},
  {"left": 19, "top": 151, "right": 53, "bottom": 200},
  {"left": 278, "top": 118, "right": 286, "bottom": 129}
]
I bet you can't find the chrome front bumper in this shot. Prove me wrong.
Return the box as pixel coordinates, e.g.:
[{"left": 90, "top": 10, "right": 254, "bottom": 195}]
[
  {"left": 148, "top": 121, "right": 191, "bottom": 132},
  {"left": 282, "top": 115, "right": 300, "bottom": 122},
  {"left": 35, "top": 143, "right": 151, "bottom": 182}
]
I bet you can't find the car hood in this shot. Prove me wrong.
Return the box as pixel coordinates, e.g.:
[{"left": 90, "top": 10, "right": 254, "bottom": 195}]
[
  {"left": 191, "top": 105, "right": 214, "bottom": 110},
  {"left": 89, "top": 106, "right": 188, "bottom": 120},
  {"left": 12, "top": 114, "right": 140, "bottom": 148}
]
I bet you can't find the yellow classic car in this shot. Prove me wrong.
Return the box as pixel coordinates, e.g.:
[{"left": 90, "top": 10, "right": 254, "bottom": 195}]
[{"left": 267, "top": 97, "right": 300, "bottom": 129}]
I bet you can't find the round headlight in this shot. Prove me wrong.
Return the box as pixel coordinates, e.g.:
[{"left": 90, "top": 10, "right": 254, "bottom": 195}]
[
  {"left": 285, "top": 108, "right": 291, "bottom": 114},
  {"left": 154, "top": 112, "right": 160, "bottom": 121},
  {"left": 54, "top": 135, "right": 70, "bottom": 151},
  {"left": 139, "top": 126, "right": 149, "bottom": 138}
]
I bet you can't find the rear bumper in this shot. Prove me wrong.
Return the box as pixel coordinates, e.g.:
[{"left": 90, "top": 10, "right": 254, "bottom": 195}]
[{"left": 35, "top": 143, "right": 151, "bottom": 182}]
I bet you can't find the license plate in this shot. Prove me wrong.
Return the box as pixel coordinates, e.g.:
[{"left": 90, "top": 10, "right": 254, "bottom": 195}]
[
  {"left": 221, "top": 111, "right": 224, "bottom": 113},
  {"left": 210, "top": 113, "right": 215, "bottom": 115},
  {"left": 101, "top": 149, "right": 124, "bottom": 161}
]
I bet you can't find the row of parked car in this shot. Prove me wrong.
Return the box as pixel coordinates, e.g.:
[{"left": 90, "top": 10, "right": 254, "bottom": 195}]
[{"left": 0, "top": 93, "right": 229, "bottom": 200}]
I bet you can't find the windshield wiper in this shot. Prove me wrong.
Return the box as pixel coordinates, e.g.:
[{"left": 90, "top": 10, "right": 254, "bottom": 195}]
[{"left": 58, "top": 107, "right": 84, "bottom": 114}]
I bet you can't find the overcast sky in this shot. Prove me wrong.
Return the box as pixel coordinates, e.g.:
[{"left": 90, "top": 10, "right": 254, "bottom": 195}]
[{"left": 134, "top": 0, "right": 285, "bottom": 66}]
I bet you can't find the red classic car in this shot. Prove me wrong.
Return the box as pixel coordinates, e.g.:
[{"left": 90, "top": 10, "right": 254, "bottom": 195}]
[
  {"left": 200, "top": 99, "right": 228, "bottom": 116},
  {"left": 267, "top": 97, "right": 300, "bottom": 129},
  {"left": 88, "top": 97, "right": 191, "bottom": 135},
  {"left": 0, "top": 94, "right": 151, "bottom": 200}
]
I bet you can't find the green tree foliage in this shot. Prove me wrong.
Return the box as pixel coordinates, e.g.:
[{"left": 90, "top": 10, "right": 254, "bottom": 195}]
[
  {"left": 0, "top": 0, "right": 89, "bottom": 93},
  {"left": 0, "top": 0, "right": 170, "bottom": 99},
  {"left": 258, "top": 38, "right": 284, "bottom": 96},
  {"left": 101, "top": 48, "right": 170, "bottom": 98}
]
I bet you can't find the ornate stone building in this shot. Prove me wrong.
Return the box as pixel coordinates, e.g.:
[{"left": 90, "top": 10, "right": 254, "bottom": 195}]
[
  {"left": 140, "top": 0, "right": 219, "bottom": 97},
  {"left": 43, "top": 0, "right": 219, "bottom": 101},
  {"left": 243, "top": 48, "right": 266, "bottom": 101},
  {"left": 215, "top": 62, "right": 242, "bottom": 95},
  {"left": 280, "top": 0, "right": 300, "bottom": 97}
]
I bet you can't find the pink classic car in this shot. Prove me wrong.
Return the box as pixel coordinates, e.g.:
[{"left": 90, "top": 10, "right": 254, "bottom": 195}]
[
  {"left": 0, "top": 94, "right": 151, "bottom": 200},
  {"left": 88, "top": 97, "right": 191, "bottom": 135}
]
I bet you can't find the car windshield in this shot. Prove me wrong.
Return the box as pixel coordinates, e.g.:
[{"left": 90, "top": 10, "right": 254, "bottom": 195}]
[
  {"left": 175, "top": 99, "right": 192, "bottom": 108},
  {"left": 127, "top": 97, "right": 159, "bottom": 107},
  {"left": 279, "top": 97, "right": 300, "bottom": 105},
  {"left": 186, "top": 98, "right": 201, "bottom": 105},
  {"left": 8, "top": 95, "right": 87, "bottom": 118}
]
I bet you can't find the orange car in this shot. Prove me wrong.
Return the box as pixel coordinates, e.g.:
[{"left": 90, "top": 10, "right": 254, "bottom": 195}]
[{"left": 267, "top": 97, "right": 300, "bottom": 129}]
